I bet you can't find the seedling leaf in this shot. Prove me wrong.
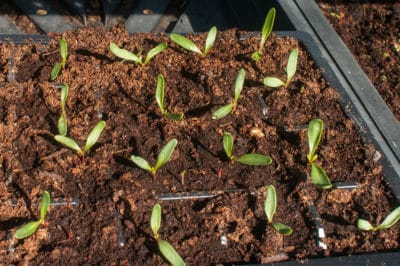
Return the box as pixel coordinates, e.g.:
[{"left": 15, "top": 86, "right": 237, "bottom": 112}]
[
  {"left": 251, "top": 52, "right": 262, "bottom": 62},
  {"left": 84, "top": 120, "right": 106, "bottom": 153},
  {"left": 60, "top": 38, "right": 68, "bottom": 67},
  {"left": 170, "top": 34, "right": 202, "bottom": 55},
  {"left": 286, "top": 49, "right": 299, "bottom": 84},
  {"left": 40, "top": 191, "right": 50, "bottom": 221},
  {"left": 356, "top": 218, "right": 374, "bottom": 231},
  {"left": 166, "top": 113, "right": 184, "bottom": 120},
  {"left": 223, "top": 132, "right": 233, "bottom": 159},
  {"left": 151, "top": 204, "right": 162, "bottom": 239},
  {"left": 130, "top": 155, "right": 152, "bottom": 172},
  {"left": 234, "top": 68, "right": 245, "bottom": 104},
  {"left": 307, "top": 119, "right": 323, "bottom": 163},
  {"left": 154, "top": 139, "right": 178, "bottom": 171},
  {"left": 15, "top": 220, "right": 41, "bottom": 239},
  {"left": 235, "top": 154, "right": 272, "bottom": 165},
  {"left": 60, "top": 82, "right": 69, "bottom": 112},
  {"left": 204, "top": 26, "right": 217, "bottom": 54},
  {"left": 51, "top": 63, "right": 61, "bottom": 81},
  {"left": 156, "top": 74, "right": 166, "bottom": 115},
  {"left": 272, "top": 221, "right": 293, "bottom": 235},
  {"left": 158, "top": 240, "right": 186, "bottom": 266},
  {"left": 310, "top": 163, "right": 332, "bottom": 189},
  {"left": 260, "top": 8, "right": 276, "bottom": 52},
  {"left": 55, "top": 135, "right": 82, "bottom": 155},
  {"left": 110, "top": 42, "right": 142, "bottom": 65},
  {"left": 265, "top": 185, "right": 276, "bottom": 223},
  {"left": 263, "top": 77, "right": 285, "bottom": 88},
  {"left": 58, "top": 114, "right": 67, "bottom": 136},
  {"left": 144, "top": 43, "right": 167, "bottom": 65},
  {"left": 376, "top": 206, "right": 400, "bottom": 230},
  {"left": 212, "top": 103, "right": 234, "bottom": 120}
]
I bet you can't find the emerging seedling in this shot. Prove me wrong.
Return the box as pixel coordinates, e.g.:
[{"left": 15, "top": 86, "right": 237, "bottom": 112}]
[
  {"left": 131, "top": 139, "right": 178, "bottom": 177},
  {"left": 265, "top": 185, "right": 293, "bottom": 235},
  {"left": 357, "top": 206, "right": 400, "bottom": 231},
  {"left": 151, "top": 204, "right": 186, "bottom": 266},
  {"left": 54, "top": 120, "right": 106, "bottom": 158},
  {"left": 170, "top": 26, "right": 217, "bottom": 56},
  {"left": 156, "top": 74, "right": 184, "bottom": 120},
  {"left": 307, "top": 119, "right": 332, "bottom": 189},
  {"left": 57, "top": 82, "right": 69, "bottom": 136},
  {"left": 223, "top": 132, "right": 272, "bottom": 166},
  {"left": 252, "top": 8, "right": 276, "bottom": 61},
  {"left": 15, "top": 191, "right": 50, "bottom": 239},
  {"left": 212, "top": 68, "right": 246, "bottom": 119},
  {"left": 263, "top": 48, "right": 299, "bottom": 89},
  {"left": 109, "top": 42, "right": 167, "bottom": 66},
  {"left": 51, "top": 38, "right": 68, "bottom": 80}
]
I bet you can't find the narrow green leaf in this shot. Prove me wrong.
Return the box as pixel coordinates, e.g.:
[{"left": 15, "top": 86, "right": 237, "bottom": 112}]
[
  {"left": 130, "top": 155, "right": 153, "bottom": 172},
  {"left": 212, "top": 103, "right": 234, "bottom": 120},
  {"left": 158, "top": 240, "right": 186, "bottom": 266},
  {"left": 265, "top": 185, "right": 276, "bottom": 223},
  {"left": 57, "top": 114, "right": 67, "bottom": 136},
  {"left": 154, "top": 139, "right": 178, "bottom": 171},
  {"left": 307, "top": 119, "right": 324, "bottom": 163},
  {"left": 234, "top": 68, "right": 246, "bottom": 104},
  {"left": 51, "top": 63, "right": 61, "bottom": 81},
  {"left": 204, "top": 26, "right": 217, "bottom": 54},
  {"left": 151, "top": 204, "right": 162, "bottom": 238},
  {"left": 223, "top": 132, "right": 233, "bottom": 159},
  {"left": 109, "top": 42, "right": 143, "bottom": 65},
  {"left": 167, "top": 113, "right": 184, "bottom": 120},
  {"left": 54, "top": 135, "right": 82, "bottom": 155},
  {"left": 170, "top": 34, "right": 202, "bottom": 55},
  {"left": 60, "top": 38, "right": 68, "bottom": 67},
  {"left": 84, "top": 120, "right": 106, "bottom": 153},
  {"left": 60, "top": 82, "right": 69, "bottom": 112},
  {"left": 156, "top": 74, "right": 166, "bottom": 115},
  {"left": 263, "top": 77, "right": 285, "bottom": 88},
  {"left": 40, "top": 191, "right": 50, "bottom": 221},
  {"left": 144, "top": 43, "right": 168, "bottom": 65},
  {"left": 376, "top": 206, "right": 400, "bottom": 230},
  {"left": 235, "top": 154, "right": 272, "bottom": 165},
  {"left": 310, "top": 163, "right": 332, "bottom": 189},
  {"left": 272, "top": 221, "right": 293, "bottom": 235},
  {"left": 15, "top": 220, "right": 41, "bottom": 239},
  {"left": 356, "top": 218, "right": 375, "bottom": 231},
  {"left": 286, "top": 48, "right": 299, "bottom": 85},
  {"left": 260, "top": 8, "right": 276, "bottom": 51},
  {"left": 251, "top": 51, "right": 262, "bottom": 62}
]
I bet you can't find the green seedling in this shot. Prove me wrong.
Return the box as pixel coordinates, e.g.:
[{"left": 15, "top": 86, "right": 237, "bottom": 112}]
[
  {"left": 223, "top": 132, "right": 272, "bottom": 166},
  {"left": 109, "top": 42, "right": 168, "bottom": 66},
  {"left": 357, "top": 206, "right": 400, "bottom": 231},
  {"left": 57, "top": 82, "right": 69, "bottom": 136},
  {"left": 265, "top": 185, "right": 293, "bottom": 235},
  {"left": 170, "top": 26, "right": 217, "bottom": 56},
  {"left": 263, "top": 48, "right": 299, "bottom": 89},
  {"left": 54, "top": 120, "right": 106, "bottom": 158},
  {"left": 212, "top": 68, "right": 246, "bottom": 119},
  {"left": 131, "top": 139, "right": 178, "bottom": 177},
  {"left": 151, "top": 204, "right": 186, "bottom": 266},
  {"left": 15, "top": 191, "right": 50, "bottom": 239},
  {"left": 51, "top": 38, "right": 68, "bottom": 80},
  {"left": 307, "top": 119, "right": 332, "bottom": 189},
  {"left": 252, "top": 8, "right": 276, "bottom": 61},
  {"left": 156, "top": 74, "right": 184, "bottom": 120}
]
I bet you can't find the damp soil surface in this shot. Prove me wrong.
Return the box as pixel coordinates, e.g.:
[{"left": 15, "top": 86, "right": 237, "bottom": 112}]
[
  {"left": 0, "top": 26, "right": 398, "bottom": 264},
  {"left": 317, "top": 0, "right": 400, "bottom": 121}
]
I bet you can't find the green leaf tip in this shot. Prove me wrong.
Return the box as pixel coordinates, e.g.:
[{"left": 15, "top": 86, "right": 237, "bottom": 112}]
[
  {"left": 109, "top": 42, "right": 143, "bottom": 65},
  {"left": 158, "top": 240, "right": 186, "bottom": 266},
  {"left": 357, "top": 206, "right": 400, "bottom": 231},
  {"left": 252, "top": 7, "right": 276, "bottom": 61},
  {"left": 55, "top": 135, "right": 82, "bottom": 155},
  {"left": 223, "top": 132, "right": 233, "bottom": 159},
  {"left": 51, "top": 63, "right": 61, "bottom": 81},
  {"left": 170, "top": 34, "right": 202, "bottom": 55},
  {"left": 310, "top": 163, "right": 332, "bottom": 189},
  {"left": 144, "top": 43, "right": 168, "bottom": 65},
  {"left": 287, "top": 48, "right": 299, "bottom": 83},
  {"left": 60, "top": 38, "right": 68, "bottom": 66},
  {"left": 307, "top": 119, "right": 324, "bottom": 163},
  {"left": 272, "top": 221, "right": 293, "bottom": 235},
  {"left": 40, "top": 191, "right": 50, "bottom": 221},
  {"left": 204, "top": 26, "right": 217, "bottom": 55},
  {"left": 155, "top": 139, "right": 178, "bottom": 171},
  {"left": 212, "top": 103, "right": 234, "bottom": 120},
  {"left": 234, "top": 154, "right": 272, "bottom": 165},
  {"left": 151, "top": 204, "right": 162, "bottom": 239},
  {"left": 84, "top": 120, "right": 106, "bottom": 153},
  {"left": 265, "top": 185, "right": 277, "bottom": 223}
]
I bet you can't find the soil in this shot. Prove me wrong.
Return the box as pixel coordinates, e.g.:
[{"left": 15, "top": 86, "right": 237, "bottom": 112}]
[
  {"left": 0, "top": 26, "right": 398, "bottom": 264},
  {"left": 316, "top": 0, "right": 400, "bottom": 121}
]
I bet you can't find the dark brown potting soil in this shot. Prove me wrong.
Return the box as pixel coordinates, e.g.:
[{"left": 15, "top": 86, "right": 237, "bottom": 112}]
[
  {"left": 0, "top": 26, "right": 398, "bottom": 264},
  {"left": 317, "top": 0, "right": 400, "bottom": 121}
]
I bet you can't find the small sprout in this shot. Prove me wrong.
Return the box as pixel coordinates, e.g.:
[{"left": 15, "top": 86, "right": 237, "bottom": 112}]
[
  {"left": 54, "top": 120, "right": 106, "bottom": 158},
  {"left": 170, "top": 26, "right": 217, "bottom": 56},
  {"left": 223, "top": 132, "right": 272, "bottom": 166},
  {"left": 156, "top": 74, "right": 184, "bottom": 120},
  {"left": 151, "top": 204, "right": 186, "bottom": 266},
  {"left": 51, "top": 38, "right": 68, "bottom": 80},
  {"left": 263, "top": 48, "right": 299, "bottom": 89},
  {"left": 15, "top": 191, "right": 50, "bottom": 239},
  {"left": 131, "top": 139, "right": 178, "bottom": 177},
  {"left": 265, "top": 185, "right": 293, "bottom": 235},
  {"left": 252, "top": 8, "right": 276, "bottom": 61},
  {"left": 357, "top": 206, "right": 400, "bottom": 231},
  {"left": 109, "top": 42, "right": 167, "bottom": 66},
  {"left": 57, "top": 82, "right": 69, "bottom": 136},
  {"left": 310, "top": 162, "right": 332, "bottom": 190},
  {"left": 212, "top": 68, "right": 246, "bottom": 119}
]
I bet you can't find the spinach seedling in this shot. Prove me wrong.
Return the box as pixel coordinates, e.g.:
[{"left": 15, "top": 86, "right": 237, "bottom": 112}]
[
  {"left": 51, "top": 38, "right": 68, "bottom": 81},
  {"left": 264, "top": 48, "right": 299, "bottom": 88},
  {"left": 109, "top": 42, "right": 167, "bottom": 66},
  {"left": 307, "top": 119, "right": 332, "bottom": 189},
  {"left": 170, "top": 26, "right": 217, "bottom": 56},
  {"left": 54, "top": 120, "right": 106, "bottom": 158},
  {"left": 57, "top": 82, "right": 69, "bottom": 136},
  {"left": 223, "top": 132, "right": 272, "bottom": 165},
  {"left": 156, "top": 74, "right": 184, "bottom": 120},
  {"left": 212, "top": 68, "right": 246, "bottom": 119},
  {"left": 265, "top": 185, "right": 293, "bottom": 235},
  {"left": 131, "top": 139, "right": 178, "bottom": 177},
  {"left": 251, "top": 8, "right": 276, "bottom": 61},
  {"left": 357, "top": 206, "right": 400, "bottom": 231},
  {"left": 151, "top": 204, "right": 186, "bottom": 266},
  {"left": 15, "top": 191, "right": 50, "bottom": 239}
]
